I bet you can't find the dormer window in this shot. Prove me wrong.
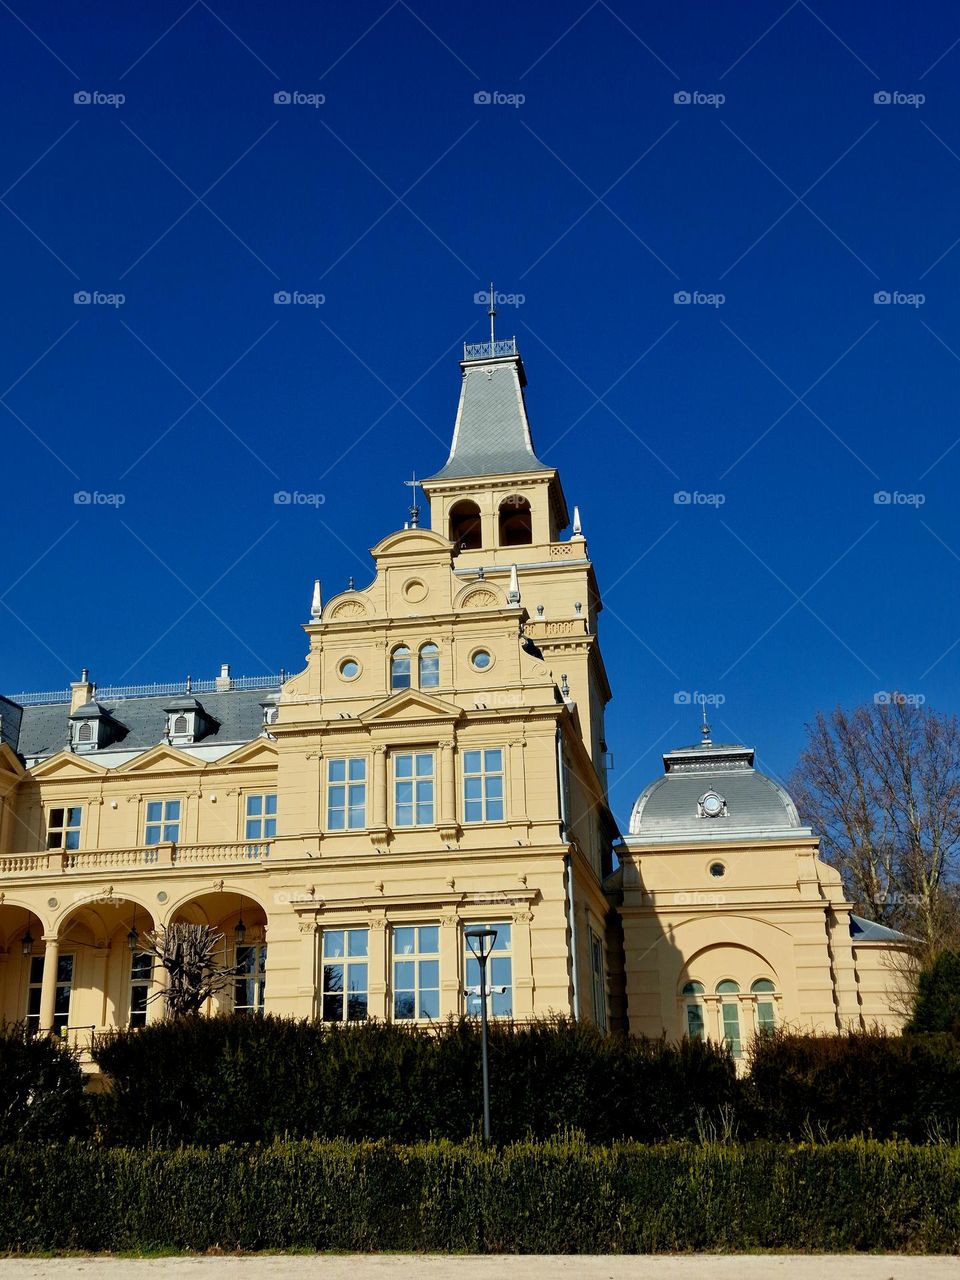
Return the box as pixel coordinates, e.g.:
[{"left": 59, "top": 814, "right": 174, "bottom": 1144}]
[
  {"left": 163, "top": 696, "right": 214, "bottom": 746},
  {"left": 260, "top": 694, "right": 280, "bottom": 727},
  {"left": 69, "top": 701, "right": 124, "bottom": 753}
]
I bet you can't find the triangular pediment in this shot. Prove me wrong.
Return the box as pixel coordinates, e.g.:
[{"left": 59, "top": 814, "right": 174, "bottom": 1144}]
[
  {"left": 29, "top": 751, "right": 107, "bottom": 780},
  {"left": 0, "top": 743, "right": 25, "bottom": 779},
  {"left": 214, "top": 739, "right": 279, "bottom": 769},
  {"left": 114, "top": 744, "right": 200, "bottom": 774},
  {"left": 361, "top": 689, "right": 462, "bottom": 724}
]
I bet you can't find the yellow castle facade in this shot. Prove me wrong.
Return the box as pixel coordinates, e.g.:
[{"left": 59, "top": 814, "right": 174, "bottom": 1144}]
[{"left": 0, "top": 331, "right": 910, "bottom": 1060}]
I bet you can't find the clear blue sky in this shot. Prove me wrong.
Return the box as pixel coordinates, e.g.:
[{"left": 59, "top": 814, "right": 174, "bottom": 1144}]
[{"left": 2, "top": 1, "right": 959, "bottom": 827}]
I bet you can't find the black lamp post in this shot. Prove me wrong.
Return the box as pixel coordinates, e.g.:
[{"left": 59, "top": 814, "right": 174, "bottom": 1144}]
[
  {"left": 465, "top": 927, "right": 497, "bottom": 1142},
  {"left": 21, "top": 929, "right": 33, "bottom": 957}
]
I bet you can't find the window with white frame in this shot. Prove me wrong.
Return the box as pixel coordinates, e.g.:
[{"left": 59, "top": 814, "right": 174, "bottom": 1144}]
[
  {"left": 717, "top": 980, "right": 742, "bottom": 1058},
  {"left": 752, "top": 978, "right": 777, "bottom": 1033},
  {"left": 129, "top": 952, "right": 153, "bottom": 1027},
  {"left": 26, "top": 953, "right": 73, "bottom": 1034},
  {"left": 245, "top": 793, "right": 277, "bottom": 839},
  {"left": 393, "top": 753, "right": 434, "bottom": 827},
  {"left": 392, "top": 925, "right": 439, "bottom": 1020},
  {"left": 321, "top": 929, "right": 369, "bottom": 1021},
  {"left": 590, "top": 930, "right": 606, "bottom": 1031},
  {"left": 418, "top": 643, "right": 440, "bottom": 688},
  {"left": 234, "top": 943, "right": 267, "bottom": 1014},
  {"left": 390, "top": 646, "right": 412, "bottom": 690},
  {"left": 464, "top": 921, "right": 513, "bottom": 1018},
  {"left": 681, "top": 981, "right": 706, "bottom": 1040},
  {"left": 46, "top": 806, "right": 82, "bottom": 851},
  {"left": 327, "top": 759, "right": 367, "bottom": 829},
  {"left": 462, "top": 749, "right": 504, "bottom": 823},
  {"left": 144, "top": 799, "right": 180, "bottom": 845}
]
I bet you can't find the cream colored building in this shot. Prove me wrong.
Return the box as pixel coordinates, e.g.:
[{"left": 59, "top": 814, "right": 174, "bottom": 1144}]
[{"left": 0, "top": 330, "right": 909, "bottom": 1059}]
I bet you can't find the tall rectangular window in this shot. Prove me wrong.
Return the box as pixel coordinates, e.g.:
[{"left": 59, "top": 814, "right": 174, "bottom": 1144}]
[
  {"left": 321, "top": 929, "right": 369, "bottom": 1021},
  {"left": 462, "top": 749, "right": 504, "bottom": 823},
  {"left": 394, "top": 753, "right": 434, "bottom": 827},
  {"left": 144, "top": 799, "right": 180, "bottom": 845},
  {"left": 234, "top": 944, "right": 267, "bottom": 1014},
  {"left": 464, "top": 922, "right": 513, "bottom": 1018},
  {"left": 327, "top": 759, "right": 367, "bottom": 830},
  {"left": 46, "top": 807, "right": 82, "bottom": 850},
  {"left": 26, "top": 954, "right": 73, "bottom": 1034},
  {"left": 721, "top": 1001, "right": 741, "bottom": 1059},
  {"left": 590, "top": 930, "right": 607, "bottom": 1032},
  {"left": 392, "top": 925, "right": 439, "bottom": 1020},
  {"left": 245, "top": 793, "right": 277, "bottom": 839},
  {"left": 129, "top": 952, "right": 153, "bottom": 1027}
]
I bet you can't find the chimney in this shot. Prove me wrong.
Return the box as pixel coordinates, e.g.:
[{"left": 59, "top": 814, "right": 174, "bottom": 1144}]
[
  {"left": 215, "top": 663, "right": 233, "bottom": 691},
  {"left": 70, "top": 668, "right": 94, "bottom": 713}
]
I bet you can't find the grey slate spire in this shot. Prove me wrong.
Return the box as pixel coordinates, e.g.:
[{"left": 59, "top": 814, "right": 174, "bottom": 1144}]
[{"left": 426, "top": 337, "right": 551, "bottom": 481}]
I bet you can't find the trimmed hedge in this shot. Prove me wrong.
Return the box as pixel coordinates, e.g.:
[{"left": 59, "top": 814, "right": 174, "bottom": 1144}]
[
  {"left": 91, "top": 1016, "right": 737, "bottom": 1146},
  {"left": 0, "top": 1138, "right": 957, "bottom": 1253},
  {"left": 746, "top": 1028, "right": 960, "bottom": 1142},
  {"left": 0, "top": 1023, "right": 88, "bottom": 1143}
]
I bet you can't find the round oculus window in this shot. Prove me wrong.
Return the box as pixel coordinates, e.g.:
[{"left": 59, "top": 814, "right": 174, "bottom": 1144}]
[
  {"left": 339, "top": 659, "right": 361, "bottom": 680},
  {"left": 700, "top": 791, "right": 724, "bottom": 818},
  {"left": 709, "top": 862, "right": 726, "bottom": 878},
  {"left": 471, "top": 649, "right": 492, "bottom": 671}
]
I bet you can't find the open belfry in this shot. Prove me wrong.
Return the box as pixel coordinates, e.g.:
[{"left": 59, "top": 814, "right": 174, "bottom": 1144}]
[{"left": 0, "top": 310, "right": 910, "bottom": 1059}]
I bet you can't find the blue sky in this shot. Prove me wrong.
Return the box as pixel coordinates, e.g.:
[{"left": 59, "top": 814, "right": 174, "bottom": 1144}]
[{"left": 2, "top": 0, "right": 959, "bottom": 826}]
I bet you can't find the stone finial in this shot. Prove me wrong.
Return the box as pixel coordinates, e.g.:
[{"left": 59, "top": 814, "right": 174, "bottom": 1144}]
[
  {"left": 572, "top": 505, "right": 583, "bottom": 536},
  {"left": 310, "top": 579, "right": 323, "bottom": 622},
  {"left": 507, "top": 563, "right": 521, "bottom": 605}
]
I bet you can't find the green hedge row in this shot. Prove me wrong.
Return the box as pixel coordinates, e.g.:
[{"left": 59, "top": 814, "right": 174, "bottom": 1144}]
[
  {"left": 1, "top": 1138, "right": 957, "bottom": 1253},
  {"left": 90, "top": 1016, "right": 737, "bottom": 1146}
]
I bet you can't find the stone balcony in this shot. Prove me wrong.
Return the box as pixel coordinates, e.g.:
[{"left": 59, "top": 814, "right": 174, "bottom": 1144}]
[{"left": 0, "top": 840, "right": 273, "bottom": 876}]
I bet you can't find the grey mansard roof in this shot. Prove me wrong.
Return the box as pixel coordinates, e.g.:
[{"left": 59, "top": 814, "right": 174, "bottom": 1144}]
[
  {"left": 426, "top": 348, "right": 552, "bottom": 481},
  {"left": 627, "top": 740, "right": 808, "bottom": 843},
  {"left": 5, "top": 685, "right": 279, "bottom": 764}
]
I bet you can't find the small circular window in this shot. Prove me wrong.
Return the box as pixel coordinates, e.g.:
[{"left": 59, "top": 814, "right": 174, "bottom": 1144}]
[
  {"left": 709, "top": 862, "right": 726, "bottom": 878},
  {"left": 470, "top": 649, "right": 492, "bottom": 671},
  {"left": 338, "top": 658, "right": 361, "bottom": 680},
  {"left": 700, "top": 791, "right": 725, "bottom": 818}
]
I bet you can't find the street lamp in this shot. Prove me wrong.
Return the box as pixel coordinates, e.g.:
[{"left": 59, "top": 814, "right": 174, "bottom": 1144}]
[
  {"left": 465, "top": 927, "right": 498, "bottom": 1142},
  {"left": 20, "top": 929, "right": 33, "bottom": 957}
]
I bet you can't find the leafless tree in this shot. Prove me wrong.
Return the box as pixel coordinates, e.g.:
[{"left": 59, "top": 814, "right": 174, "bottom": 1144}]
[
  {"left": 791, "top": 697, "right": 960, "bottom": 957},
  {"left": 141, "top": 923, "right": 241, "bottom": 1019}
]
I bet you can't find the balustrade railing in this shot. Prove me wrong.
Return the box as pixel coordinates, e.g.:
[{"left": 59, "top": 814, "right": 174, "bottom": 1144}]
[{"left": 0, "top": 840, "right": 272, "bottom": 875}]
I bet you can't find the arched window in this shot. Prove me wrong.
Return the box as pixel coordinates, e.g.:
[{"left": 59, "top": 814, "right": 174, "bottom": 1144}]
[
  {"left": 77, "top": 722, "right": 92, "bottom": 742},
  {"left": 418, "top": 643, "right": 439, "bottom": 689},
  {"left": 751, "top": 978, "right": 777, "bottom": 1034},
  {"left": 449, "top": 500, "right": 482, "bottom": 551},
  {"left": 173, "top": 715, "right": 188, "bottom": 736},
  {"left": 716, "top": 980, "right": 741, "bottom": 1058},
  {"left": 499, "top": 495, "right": 532, "bottom": 546},
  {"left": 681, "top": 981, "right": 705, "bottom": 1040},
  {"left": 390, "top": 646, "right": 411, "bottom": 690}
]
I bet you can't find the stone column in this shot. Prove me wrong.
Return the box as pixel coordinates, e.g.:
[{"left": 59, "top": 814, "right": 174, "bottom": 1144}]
[
  {"left": 371, "top": 746, "right": 387, "bottom": 829},
  {"left": 439, "top": 742, "right": 456, "bottom": 827},
  {"left": 148, "top": 960, "right": 169, "bottom": 1023},
  {"left": 297, "top": 922, "right": 319, "bottom": 1019},
  {"left": 38, "top": 936, "right": 60, "bottom": 1034},
  {"left": 367, "top": 916, "right": 388, "bottom": 1020}
]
